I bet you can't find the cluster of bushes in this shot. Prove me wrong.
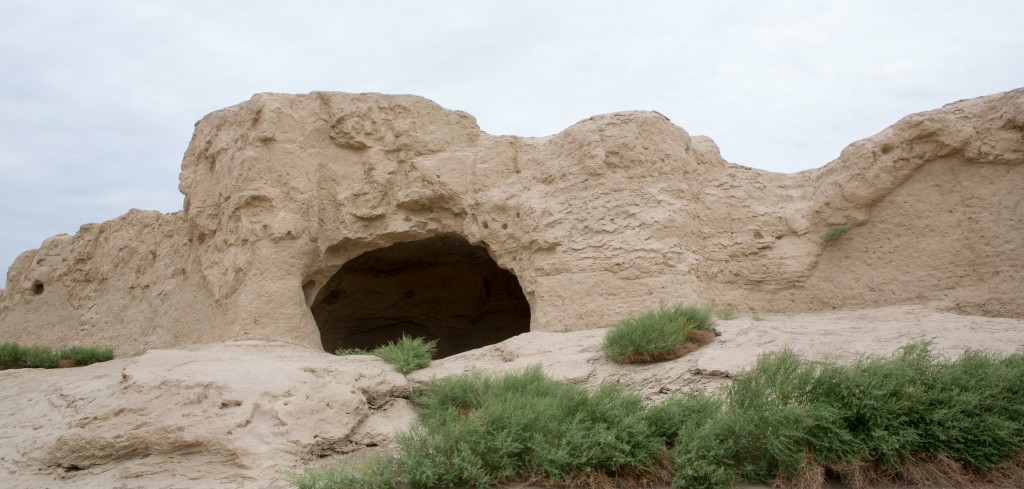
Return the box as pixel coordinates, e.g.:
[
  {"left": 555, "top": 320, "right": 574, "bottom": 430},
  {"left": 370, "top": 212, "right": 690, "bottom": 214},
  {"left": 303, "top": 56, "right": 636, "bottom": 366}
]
[
  {"left": 602, "top": 303, "right": 717, "bottom": 364},
  {"left": 0, "top": 342, "right": 114, "bottom": 369},
  {"left": 335, "top": 335, "right": 437, "bottom": 374},
  {"left": 295, "top": 342, "right": 1024, "bottom": 489}
]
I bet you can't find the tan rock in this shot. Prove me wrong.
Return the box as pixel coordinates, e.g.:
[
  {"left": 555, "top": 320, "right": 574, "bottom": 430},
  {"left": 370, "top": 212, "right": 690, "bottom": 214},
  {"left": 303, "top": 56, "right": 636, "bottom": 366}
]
[
  {"left": 0, "top": 341, "right": 412, "bottom": 488},
  {"left": 1, "top": 89, "right": 1022, "bottom": 357}
]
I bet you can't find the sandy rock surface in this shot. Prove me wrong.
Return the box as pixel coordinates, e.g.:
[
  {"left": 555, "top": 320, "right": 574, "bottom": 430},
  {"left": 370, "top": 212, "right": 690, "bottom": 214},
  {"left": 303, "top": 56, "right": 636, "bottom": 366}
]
[
  {"left": 0, "top": 341, "right": 414, "bottom": 489},
  {"left": 1, "top": 89, "right": 1022, "bottom": 357},
  {"left": 2, "top": 305, "right": 1023, "bottom": 488}
]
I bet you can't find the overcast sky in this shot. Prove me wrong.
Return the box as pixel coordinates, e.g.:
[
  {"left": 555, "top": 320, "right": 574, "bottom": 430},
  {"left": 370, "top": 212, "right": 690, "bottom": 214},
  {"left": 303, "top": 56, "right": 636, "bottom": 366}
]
[{"left": 1, "top": 1, "right": 1022, "bottom": 280}]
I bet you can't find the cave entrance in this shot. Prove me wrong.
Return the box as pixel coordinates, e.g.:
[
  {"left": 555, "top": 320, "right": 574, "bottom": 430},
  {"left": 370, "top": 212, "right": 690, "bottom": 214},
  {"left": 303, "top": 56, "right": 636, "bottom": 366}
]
[{"left": 311, "top": 234, "right": 531, "bottom": 358}]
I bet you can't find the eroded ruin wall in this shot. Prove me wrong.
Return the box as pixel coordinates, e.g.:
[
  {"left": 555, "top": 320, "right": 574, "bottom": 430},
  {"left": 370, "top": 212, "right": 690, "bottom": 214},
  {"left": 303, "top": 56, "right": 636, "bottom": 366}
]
[{"left": 1, "top": 89, "right": 1022, "bottom": 356}]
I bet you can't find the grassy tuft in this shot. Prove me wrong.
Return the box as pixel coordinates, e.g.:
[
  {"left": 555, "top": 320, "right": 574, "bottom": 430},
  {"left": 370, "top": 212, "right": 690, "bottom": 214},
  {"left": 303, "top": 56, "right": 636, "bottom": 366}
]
[
  {"left": 57, "top": 345, "right": 114, "bottom": 366},
  {"left": 290, "top": 456, "right": 399, "bottom": 489},
  {"left": 0, "top": 342, "right": 112, "bottom": 369},
  {"left": 334, "top": 347, "right": 371, "bottom": 356},
  {"left": 820, "top": 224, "right": 851, "bottom": 243},
  {"left": 602, "top": 304, "right": 716, "bottom": 364},
  {"left": 404, "top": 366, "right": 662, "bottom": 488},
  {"left": 715, "top": 307, "right": 738, "bottom": 320},
  {"left": 335, "top": 335, "right": 437, "bottom": 374},
  {"left": 672, "top": 343, "right": 1024, "bottom": 488}
]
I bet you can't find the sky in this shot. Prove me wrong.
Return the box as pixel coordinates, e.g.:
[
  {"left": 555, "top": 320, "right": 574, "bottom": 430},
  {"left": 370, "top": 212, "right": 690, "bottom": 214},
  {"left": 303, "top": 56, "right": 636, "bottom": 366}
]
[{"left": 1, "top": 0, "right": 1022, "bottom": 281}]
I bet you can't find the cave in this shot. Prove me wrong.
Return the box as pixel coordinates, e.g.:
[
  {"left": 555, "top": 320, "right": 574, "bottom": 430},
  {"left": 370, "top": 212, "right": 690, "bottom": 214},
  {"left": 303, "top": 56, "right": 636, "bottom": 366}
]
[{"left": 310, "top": 234, "right": 532, "bottom": 358}]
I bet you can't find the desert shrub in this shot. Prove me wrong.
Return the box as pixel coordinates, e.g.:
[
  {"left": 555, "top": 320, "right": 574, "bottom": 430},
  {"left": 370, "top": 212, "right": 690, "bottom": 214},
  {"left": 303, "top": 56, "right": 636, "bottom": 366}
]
[
  {"left": 1, "top": 342, "right": 116, "bottom": 368},
  {"left": 57, "top": 345, "right": 114, "bottom": 366},
  {"left": 301, "top": 343, "right": 1024, "bottom": 489},
  {"left": 603, "top": 304, "right": 715, "bottom": 364},
  {"left": 0, "top": 342, "right": 22, "bottom": 365},
  {"left": 644, "top": 392, "right": 723, "bottom": 444},
  {"left": 334, "top": 347, "right": 371, "bottom": 355},
  {"left": 820, "top": 224, "right": 851, "bottom": 243},
  {"left": 0, "top": 343, "right": 59, "bottom": 368},
  {"left": 399, "top": 366, "right": 662, "bottom": 488},
  {"left": 336, "top": 336, "right": 437, "bottom": 374},
  {"left": 372, "top": 336, "right": 437, "bottom": 374},
  {"left": 671, "top": 343, "right": 1024, "bottom": 488},
  {"left": 715, "top": 307, "right": 738, "bottom": 320},
  {"left": 290, "top": 456, "right": 398, "bottom": 489}
]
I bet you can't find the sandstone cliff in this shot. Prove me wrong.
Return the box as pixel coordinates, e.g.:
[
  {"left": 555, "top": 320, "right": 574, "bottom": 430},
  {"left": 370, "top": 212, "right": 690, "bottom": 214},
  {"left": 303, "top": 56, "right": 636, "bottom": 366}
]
[{"left": 1, "top": 89, "right": 1022, "bottom": 357}]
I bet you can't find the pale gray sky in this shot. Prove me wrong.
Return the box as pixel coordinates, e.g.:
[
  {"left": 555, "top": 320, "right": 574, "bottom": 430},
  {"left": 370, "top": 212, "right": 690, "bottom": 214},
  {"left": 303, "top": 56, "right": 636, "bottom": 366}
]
[{"left": 1, "top": 0, "right": 1022, "bottom": 278}]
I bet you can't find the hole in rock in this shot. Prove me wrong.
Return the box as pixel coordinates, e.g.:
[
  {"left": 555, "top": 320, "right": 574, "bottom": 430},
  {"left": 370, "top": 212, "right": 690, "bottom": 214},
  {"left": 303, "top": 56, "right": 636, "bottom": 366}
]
[
  {"left": 31, "top": 281, "right": 44, "bottom": 295},
  {"left": 311, "top": 234, "right": 531, "bottom": 358}
]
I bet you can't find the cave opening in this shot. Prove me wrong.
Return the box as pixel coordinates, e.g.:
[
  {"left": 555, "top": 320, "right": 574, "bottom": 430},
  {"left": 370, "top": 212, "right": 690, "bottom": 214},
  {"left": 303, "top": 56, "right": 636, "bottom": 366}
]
[{"left": 311, "top": 234, "right": 531, "bottom": 358}]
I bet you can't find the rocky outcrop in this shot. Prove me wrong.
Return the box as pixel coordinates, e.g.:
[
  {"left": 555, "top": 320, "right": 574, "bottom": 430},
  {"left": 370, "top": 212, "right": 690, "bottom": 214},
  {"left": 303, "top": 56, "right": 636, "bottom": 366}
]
[
  {"left": 1, "top": 89, "right": 1022, "bottom": 356},
  {"left": 0, "top": 341, "right": 413, "bottom": 488}
]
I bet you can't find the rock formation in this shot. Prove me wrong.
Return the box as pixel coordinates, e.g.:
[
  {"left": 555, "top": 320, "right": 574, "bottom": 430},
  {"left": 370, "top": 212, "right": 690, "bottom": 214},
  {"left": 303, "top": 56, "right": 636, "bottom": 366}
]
[
  {"left": 1, "top": 89, "right": 1023, "bottom": 488},
  {"left": 1, "top": 89, "right": 1023, "bottom": 359}
]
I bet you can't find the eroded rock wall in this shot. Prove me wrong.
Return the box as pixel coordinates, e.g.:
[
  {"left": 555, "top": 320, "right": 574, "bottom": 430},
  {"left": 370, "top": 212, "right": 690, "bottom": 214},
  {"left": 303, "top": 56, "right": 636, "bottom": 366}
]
[{"left": 1, "top": 89, "right": 1022, "bottom": 356}]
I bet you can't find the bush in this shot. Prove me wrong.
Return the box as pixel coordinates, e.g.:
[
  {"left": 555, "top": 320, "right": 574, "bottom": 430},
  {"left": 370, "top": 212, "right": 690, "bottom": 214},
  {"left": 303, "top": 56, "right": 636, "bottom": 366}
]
[
  {"left": 603, "top": 304, "right": 715, "bottom": 364},
  {"left": 58, "top": 345, "right": 114, "bottom": 366},
  {"left": 335, "top": 335, "right": 437, "bottom": 374},
  {"left": 290, "top": 456, "right": 399, "bottom": 489},
  {"left": 821, "top": 224, "right": 851, "bottom": 243},
  {"left": 295, "top": 366, "right": 666, "bottom": 489},
  {"left": 672, "top": 343, "right": 1024, "bottom": 488},
  {"left": 0, "top": 342, "right": 22, "bottom": 366},
  {"left": 402, "top": 366, "right": 663, "bottom": 487},
  {"left": 301, "top": 344, "right": 1024, "bottom": 489},
  {"left": 0, "top": 343, "right": 114, "bottom": 369}
]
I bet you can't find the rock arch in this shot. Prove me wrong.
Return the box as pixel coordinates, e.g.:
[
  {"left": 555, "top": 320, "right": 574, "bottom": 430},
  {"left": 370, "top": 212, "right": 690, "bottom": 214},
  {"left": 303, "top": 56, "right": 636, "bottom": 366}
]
[{"left": 310, "top": 234, "right": 531, "bottom": 358}]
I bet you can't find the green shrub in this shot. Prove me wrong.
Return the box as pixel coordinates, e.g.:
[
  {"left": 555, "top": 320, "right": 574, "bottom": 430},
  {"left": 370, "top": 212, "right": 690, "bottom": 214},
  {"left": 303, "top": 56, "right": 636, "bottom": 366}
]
[
  {"left": 672, "top": 343, "right": 1024, "bottom": 488},
  {"left": 18, "top": 346, "right": 59, "bottom": 368},
  {"left": 295, "top": 366, "right": 665, "bottom": 489},
  {"left": 0, "top": 342, "right": 22, "bottom": 366},
  {"left": 58, "top": 345, "right": 114, "bottom": 366},
  {"left": 334, "top": 347, "right": 371, "bottom": 356},
  {"left": 0, "top": 342, "right": 114, "bottom": 369},
  {"left": 644, "top": 392, "right": 723, "bottom": 444},
  {"left": 301, "top": 343, "right": 1024, "bottom": 489},
  {"left": 821, "top": 224, "right": 851, "bottom": 243},
  {"left": 399, "top": 366, "right": 662, "bottom": 487},
  {"left": 290, "top": 456, "right": 398, "bottom": 489},
  {"left": 602, "top": 304, "right": 715, "bottom": 363},
  {"left": 0, "top": 343, "right": 59, "bottom": 368},
  {"left": 335, "top": 336, "right": 437, "bottom": 374}
]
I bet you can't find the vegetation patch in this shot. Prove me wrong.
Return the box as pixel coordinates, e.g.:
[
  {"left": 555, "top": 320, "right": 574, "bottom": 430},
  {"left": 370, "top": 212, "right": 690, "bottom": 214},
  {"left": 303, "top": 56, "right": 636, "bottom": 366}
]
[
  {"left": 820, "top": 224, "right": 852, "bottom": 244},
  {"left": 0, "top": 342, "right": 113, "bottom": 369},
  {"left": 335, "top": 335, "right": 437, "bottom": 374},
  {"left": 715, "top": 307, "right": 738, "bottom": 320},
  {"left": 299, "top": 342, "right": 1024, "bottom": 489},
  {"left": 602, "top": 303, "right": 716, "bottom": 364},
  {"left": 671, "top": 343, "right": 1024, "bottom": 489}
]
